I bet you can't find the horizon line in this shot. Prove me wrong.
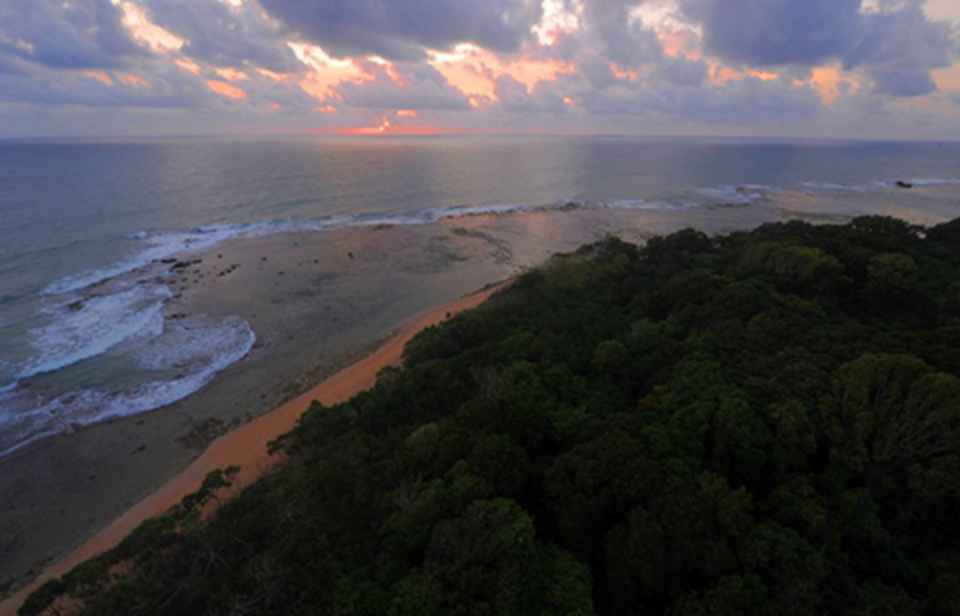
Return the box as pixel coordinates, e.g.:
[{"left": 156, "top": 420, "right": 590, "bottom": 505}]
[{"left": 3, "top": 131, "right": 960, "bottom": 145}]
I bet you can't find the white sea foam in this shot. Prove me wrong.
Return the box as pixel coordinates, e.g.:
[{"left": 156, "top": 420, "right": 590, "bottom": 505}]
[
  {"left": 802, "top": 177, "right": 960, "bottom": 193},
  {"left": 606, "top": 184, "right": 775, "bottom": 211},
  {"left": 696, "top": 185, "right": 769, "bottom": 205},
  {"left": 134, "top": 314, "right": 254, "bottom": 372},
  {"left": 802, "top": 181, "right": 877, "bottom": 193},
  {"left": 907, "top": 178, "right": 960, "bottom": 186},
  {"left": 88, "top": 316, "right": 256, "bottom": 424},
  {"left": 0, "top": 388, "right": 71, "bottom": 458},
  {"left": 0, "top": 315, "right": 255, "bottom": 459},
  {"left": 605, "top": 199, "right": 690, "bottom": 211},
  {"left": 431, "top": 203, "right": 536, "bottom": 219},
  {"left": 44, "top": 225, "right": 265, "bottom": 295},
  {"left": 17, "top": 285, "right": 171, "bottom": 380}
]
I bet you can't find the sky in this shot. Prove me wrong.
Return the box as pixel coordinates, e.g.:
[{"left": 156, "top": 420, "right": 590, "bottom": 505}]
[{"left": 1, "top": 0, "right": 959, "bottom": 139}]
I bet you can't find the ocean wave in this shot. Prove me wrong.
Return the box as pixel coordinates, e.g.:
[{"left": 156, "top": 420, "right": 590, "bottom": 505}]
[
  {"left": 905, "top": 178, "right": 960, "bottom": 187},
  {"left": 604, "top": 199, "right": 695, "bottom": 211},
  {"left": 0, "top": 315, "right": 255, "bottom": 459},
  {"left": 802, "top": 177, "right": 960, "bottom": 193},
  {"left": 39, "top": 196, "right": 735, "bottom": 296},
  {"left": 429, "top": 203, "right": 538, "bottom": 219},
  {"left": 134, "top": 314, "right": 255, "bottom": 372},
  {"left": 43, "top": 225, "right": 267, "bottom": 295},
  {"left": 801, "top": 181, "right": 876, "bottom": 193},
  {"left": 695, "top": 185, "right": 773, "bottom": 205},
  {"left": 42, "top": 206, "right": 543, "bottom": 295},
  {"left": 42, "top": 176, "right": 959, "bottom": 296},
  {"left": 605, "top": 184, "right": 775, "bottom": 211},
  {"left": 16, "top": 284, "right": 170, "bottom": 380}
]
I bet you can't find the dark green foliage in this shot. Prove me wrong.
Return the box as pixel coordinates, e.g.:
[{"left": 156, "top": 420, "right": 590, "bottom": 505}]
[{"left": 23, "top": 216, "right": 960, "bottom": 615}]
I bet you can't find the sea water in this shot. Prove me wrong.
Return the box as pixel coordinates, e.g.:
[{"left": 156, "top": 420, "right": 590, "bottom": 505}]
[{"left": 1, "top": 134, "right": 958, "bottom": 456}]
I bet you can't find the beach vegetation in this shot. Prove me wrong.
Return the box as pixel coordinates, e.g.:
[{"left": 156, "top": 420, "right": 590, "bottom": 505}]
[{"left": 21, "top": 215, "right": 960, "bottom": 615}]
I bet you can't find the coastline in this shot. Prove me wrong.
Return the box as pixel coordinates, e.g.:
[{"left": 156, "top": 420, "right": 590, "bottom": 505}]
[
  {"left": 0, "top": 199, "right": 824, "bottom": 600},
  {"left": 0, "top": 279, "right": 509, "bottom": 616},
  {"left": 4, "top": 183, "right": 955, "bottom": 613},
  {"left": 0, "top": 221, "right": 516, "bottom": 596}
]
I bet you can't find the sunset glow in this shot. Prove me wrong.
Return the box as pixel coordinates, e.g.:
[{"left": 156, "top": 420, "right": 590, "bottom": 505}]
[
  {"left": 82, "top": 70, "right": 113, "bottom": 87},
  {"left": 2, "top": 0, "right": 959, "bottom": 138},
  {"left": 430, "top": 44, "right": 575, "bottom": 103},
  {"left": 114, "top": 1, "right": 184, "bottom": 54},
  {"left": 118, "top": 73, "right": 149, "bottom": 88},
  {"left": 206, "top": 80, "right": 247, "bottom": 100}
]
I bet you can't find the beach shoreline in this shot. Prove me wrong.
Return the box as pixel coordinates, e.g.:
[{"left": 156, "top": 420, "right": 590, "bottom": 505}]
[
  {"left": 0, "top": 279, "right": 509, "bottom": 616},
  {"left": 0, "top": 220, "right": 517, "bottom": 598},
  {"left": 3, "top": 182, "right": 956, "bottom": 614}
]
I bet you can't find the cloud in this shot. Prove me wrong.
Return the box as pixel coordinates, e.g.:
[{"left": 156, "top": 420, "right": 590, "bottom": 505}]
[
  {"left": 258, "top": 0, "right": 543, "bottom": 60},
  {"left": 845, "top": 1, "right": 957, "bottom": 97},
  {"left": 0, "top": 63, "right": 206, "bottom": 109},
  {"left": 494, "top": 74, "right": 567, "bottom": 112},
  {"left": 337, "top": 62, "right": 471, "bottom": 110},
  {"left": 678, "top": 0, "right": 861, "bottom": 67},
  {"left": 655, "top": 56, "right": 708, "bottom": 87},
  {"left": 0, "top": 0, "right": 959, "bottom": 137},
  {"left": 583, "top": 75, "right": 822, "bottom": 124},
  {"left": 0, "top": 0, "right": 143, "bottom": 70},
  {"left": 578, "top": 53, "right": 619, "bottom": 89},
  {"left": 677, "top": 0, "right": 958, "bottom": 97},
  {"left": 140, "top": 0, "right": 299, "bottom": 73},
  {"left": 0, "top": 54, "right": 27, "bottom": 75},
  {"left": 581, "top": 0, "right": 664, "bottom": 67}
]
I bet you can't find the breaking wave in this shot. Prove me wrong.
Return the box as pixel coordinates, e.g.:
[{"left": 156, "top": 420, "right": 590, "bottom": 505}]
[{"left": 0, "top": 315, "right": 254, "bottom": 458}]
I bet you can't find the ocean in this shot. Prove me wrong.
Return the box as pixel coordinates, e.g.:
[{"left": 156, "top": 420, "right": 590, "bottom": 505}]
[{"left": 1, "top": 134, "right": 959, "bottom": 458}]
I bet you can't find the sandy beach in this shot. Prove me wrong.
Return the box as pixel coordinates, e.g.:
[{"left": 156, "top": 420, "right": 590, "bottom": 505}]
[{"left": 0, "top": 279, "right": 507, "bottom": 615}]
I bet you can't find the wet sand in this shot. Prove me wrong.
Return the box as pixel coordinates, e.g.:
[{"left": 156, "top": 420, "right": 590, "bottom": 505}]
[{"left": 0, "top": 280, "right": 507, "bottom": 615}]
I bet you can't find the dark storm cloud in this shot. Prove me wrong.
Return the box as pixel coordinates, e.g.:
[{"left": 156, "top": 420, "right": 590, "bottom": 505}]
[
  {"left": 141, "top": 0, "right": 299, "bottom": 73},
  {"left": 677, "top": 0, "right": 957, "bottom": 97},
  {"left": 337, "top": 63, "right": 471, "bottom": 110},
  {"left": 257, "top": 0, "right": 543, "bottom": 60},
  {"left": 0, "top": 0, "right": 143, "bottom": 70}
]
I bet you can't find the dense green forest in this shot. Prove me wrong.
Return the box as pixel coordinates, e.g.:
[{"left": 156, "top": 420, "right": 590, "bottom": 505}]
[{"left": 22, "top": 215, "right": 960, "bottom": 615}]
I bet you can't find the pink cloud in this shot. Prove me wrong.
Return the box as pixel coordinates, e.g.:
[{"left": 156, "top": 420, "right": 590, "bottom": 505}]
[
  {"left": 81, "top": 70, "right": 113, "bottom": 86},
  {"left": 207, "top": 80, "right": 247, "bottom": 100},
  {"left": 118, "top": 73, "right": 149, "bottom": 88}
]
